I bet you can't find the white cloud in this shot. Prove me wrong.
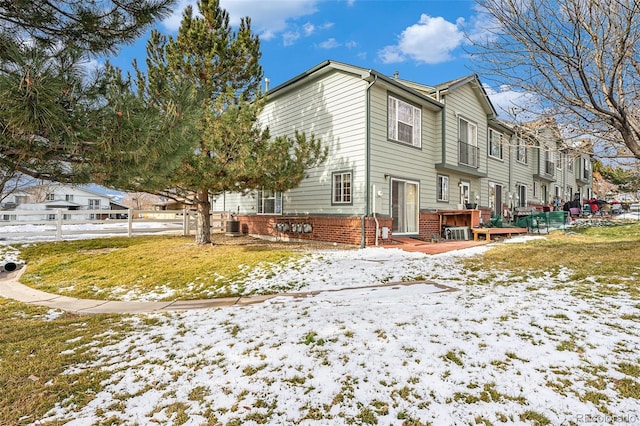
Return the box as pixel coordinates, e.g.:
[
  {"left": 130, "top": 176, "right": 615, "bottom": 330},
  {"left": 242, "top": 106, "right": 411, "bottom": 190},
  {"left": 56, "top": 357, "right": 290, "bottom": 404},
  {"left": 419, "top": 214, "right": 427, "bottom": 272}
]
[
  {"left": 161, "top": 0, "right": 197, "bottom": 32},
  {"left": 303, "top": 22, "right": 316, "bottom": 36},
  {"left": 344, "top": 40, "right": 357, "bottom": 49},
  {"left": 162, "top": 0, "right": 319, "bottom": 42},
  {"left": 483, "top": 84, "right": 541, "bottom": 120},
  {"left": 378, "top": 14, "right": 465, "bottom": 64},
  {"left": 464, "top": 4, "right": 500, "bottom": 45},
  {"left": 318, "top": 38, "right": 340, "bottom": 49},
  {"left": 283, "top": 31, "right": 301, "bottom": 46},
  {"left": 377, "top": 45, "right": 405, "bottom": 64}
]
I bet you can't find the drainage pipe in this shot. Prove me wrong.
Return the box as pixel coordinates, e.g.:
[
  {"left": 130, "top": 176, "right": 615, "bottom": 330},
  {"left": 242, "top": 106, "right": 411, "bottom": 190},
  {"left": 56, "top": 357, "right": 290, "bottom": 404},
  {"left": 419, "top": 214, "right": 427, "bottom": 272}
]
[{"left": 362, "top": 74, "right": 378, "bottom": 248}]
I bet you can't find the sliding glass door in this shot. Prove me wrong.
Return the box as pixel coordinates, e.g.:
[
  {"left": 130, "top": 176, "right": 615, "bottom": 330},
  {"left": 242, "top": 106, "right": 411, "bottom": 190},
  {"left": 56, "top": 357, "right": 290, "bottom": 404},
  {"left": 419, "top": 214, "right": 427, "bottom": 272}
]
[{"left": 391, "top": 179, "right": 419, "bottom": 234}]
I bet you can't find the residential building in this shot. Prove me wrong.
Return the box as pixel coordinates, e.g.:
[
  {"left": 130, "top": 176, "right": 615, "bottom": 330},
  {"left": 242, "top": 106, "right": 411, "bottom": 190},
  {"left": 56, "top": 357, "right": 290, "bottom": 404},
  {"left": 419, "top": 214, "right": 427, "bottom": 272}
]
[
  {"left": 212, "top": 60, "right": 592, "bottom": 246},
  {"left": 1, "top": 184, "right": 127, "bottom": 221}
]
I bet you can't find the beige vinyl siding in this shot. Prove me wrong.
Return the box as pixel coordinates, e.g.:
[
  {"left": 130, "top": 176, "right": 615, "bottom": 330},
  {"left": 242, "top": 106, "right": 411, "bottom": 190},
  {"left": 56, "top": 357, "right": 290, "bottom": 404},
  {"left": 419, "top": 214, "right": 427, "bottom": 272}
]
[
  {"left": 258, "top": 70, "right": 367, "bottom": 215},
  {"left": 509, "top": 135, "right": 535, "bottom": 204},
  {"left": 439, "top": 85, "right": 490, "bottom": 207},
  {"left": 442, "top": 85, "right": 488, "bottom": 174},
  {"left": 485, "top": 126, "right": 510, "bottom": 204},
  {"left": 368, "top": 84, "right": 441, "bottom": 215}
]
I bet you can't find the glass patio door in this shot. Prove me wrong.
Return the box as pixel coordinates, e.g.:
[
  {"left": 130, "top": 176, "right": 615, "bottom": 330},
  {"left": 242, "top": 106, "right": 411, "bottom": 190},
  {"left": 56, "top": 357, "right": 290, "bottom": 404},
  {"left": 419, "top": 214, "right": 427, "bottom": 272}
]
[{"left": 391, "top": 179, "right": 419, "bottom": 234}]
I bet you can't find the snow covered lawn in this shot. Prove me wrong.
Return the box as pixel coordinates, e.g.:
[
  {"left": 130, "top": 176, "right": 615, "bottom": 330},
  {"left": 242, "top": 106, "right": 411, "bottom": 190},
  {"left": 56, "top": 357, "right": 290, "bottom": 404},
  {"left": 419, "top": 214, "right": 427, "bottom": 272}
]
[{"left": 34, "top": 239, "right": 640, "bottom": 425}]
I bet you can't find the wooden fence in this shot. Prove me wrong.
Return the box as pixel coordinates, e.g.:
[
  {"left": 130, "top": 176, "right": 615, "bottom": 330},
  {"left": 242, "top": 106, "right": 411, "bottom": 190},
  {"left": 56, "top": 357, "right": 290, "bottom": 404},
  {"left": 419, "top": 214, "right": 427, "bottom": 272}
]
[{"left": 0, "top": 208, "right": 229, "bottom": 241}]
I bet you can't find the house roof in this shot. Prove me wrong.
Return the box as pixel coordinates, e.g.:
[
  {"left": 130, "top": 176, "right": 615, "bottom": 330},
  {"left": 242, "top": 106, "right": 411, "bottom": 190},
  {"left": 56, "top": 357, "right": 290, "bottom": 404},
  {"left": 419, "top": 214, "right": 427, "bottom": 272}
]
[
  {"left": 44, "top": 200, "right": 83, "bottom": 208},
  {"left": 430, "top": 74, "right": 498, "bottom": 118},
  {"left": 25, "top": 183, "right": 119, "bottom": 200},
  {"left": 266, "top": 60, "right": 502, "bottom": 119},
  {"left": 266, "top": 60, "right": 444, "bottom": 111}
]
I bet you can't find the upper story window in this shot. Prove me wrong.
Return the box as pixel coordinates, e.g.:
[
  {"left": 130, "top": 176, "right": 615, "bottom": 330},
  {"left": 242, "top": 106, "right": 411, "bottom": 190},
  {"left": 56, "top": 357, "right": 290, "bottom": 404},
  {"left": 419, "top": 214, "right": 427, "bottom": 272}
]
[
  {"left": 257, "top": 190, "right": 282, "bottom": 215},
  {"left": 516, "top": 138, "right": 528, "bottom": 164},
  {"left": 459, "top": 117, "right": 478, "bottom": 146},
  {"left": 332, "top": 171, "right": 352, "bottom": 204},
  {"left": 46, "top": 193, "right": 55, "bottom": 201},
  {"left": 88, "top": 199, "right": 100, "bottom": 210},
  {"left": 581, "top": 157, "right": 591, "bottom": 179},
  {"left": 388, "top": 95, "right": 421, "bottom": 148},
  {"left": 459, "top": 117, "right": 478, "bottom": 167},
  {"left": 488, "top": 128, "right": 503, "bottom": 159},
  {"left": 567, "top": 157, "right": 574, "bottom": 172},
  {"left": 65, "top": 194, "right": 74, "bottom": 202}
]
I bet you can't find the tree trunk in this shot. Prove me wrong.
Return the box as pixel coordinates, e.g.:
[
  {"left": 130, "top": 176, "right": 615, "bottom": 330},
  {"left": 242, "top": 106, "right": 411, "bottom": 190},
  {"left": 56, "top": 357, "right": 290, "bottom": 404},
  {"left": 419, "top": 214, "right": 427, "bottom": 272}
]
[{"left": 195, "top": 188, "right": 211, "bottom": 244}]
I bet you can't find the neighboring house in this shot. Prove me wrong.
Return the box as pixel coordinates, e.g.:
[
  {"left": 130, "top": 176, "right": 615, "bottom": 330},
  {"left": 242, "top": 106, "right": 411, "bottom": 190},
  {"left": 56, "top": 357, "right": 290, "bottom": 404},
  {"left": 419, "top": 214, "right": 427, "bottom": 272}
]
[
  {"left": 0, "top": 184, "right": 127, "bottom": 221},
  {"left": 212, "top": 60, "right": 594, "bottom": 245}
]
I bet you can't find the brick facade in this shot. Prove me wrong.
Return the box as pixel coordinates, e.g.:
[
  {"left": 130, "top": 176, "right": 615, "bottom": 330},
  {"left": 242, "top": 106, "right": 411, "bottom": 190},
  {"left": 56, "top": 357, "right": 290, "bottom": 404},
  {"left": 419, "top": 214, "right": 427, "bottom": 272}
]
[
  {"left": 235, "top": 215, "right": 394, "bottom": 247},
  {"left": 235, "top": 209, "right": 496, "bottom": 246}
]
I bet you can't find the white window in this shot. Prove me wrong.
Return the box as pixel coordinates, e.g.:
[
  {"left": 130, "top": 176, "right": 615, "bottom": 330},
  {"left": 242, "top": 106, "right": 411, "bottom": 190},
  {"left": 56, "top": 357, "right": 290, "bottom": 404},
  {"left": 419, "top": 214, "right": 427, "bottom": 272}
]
[
  {"left": 533, "top": 181, "right": 539, "bottom": 198},
  {"left": 567, "top": 157, "right": 574, "bottom": 172},
  {"left": 437, "top": 175, "right": 449, "bottom": 202},
  {"left": 332, "top": 171, "right": 352, "bottom": 204},
  {"left": 88, "top": 199, "right": 100, "bottom": 210},
  {"left": 46, "top": 193, "right": 55, "bottom": 201},
  {"left": 65, "top": 194, "right": 74, "bottom": 202},
  {"left": 257, "top": 190, "right": 282, "bottom": 215},
  {"left": 516, "top": 138, "right": 527, "bottom": 163},
  {"left": 459, "top": 118, "right": 478, "bottom": 146},
  {"left": 388, "top": 96, "right": 421, "bottom": 147},
  {"left": 459, "top": 117, "right": 478, "bottom": 167},
  {"left": 488, "top": 129, "right": 503, "bottom": 159},
  {"left": 582, "top": 158, "right": 591, "bottom": 179}
]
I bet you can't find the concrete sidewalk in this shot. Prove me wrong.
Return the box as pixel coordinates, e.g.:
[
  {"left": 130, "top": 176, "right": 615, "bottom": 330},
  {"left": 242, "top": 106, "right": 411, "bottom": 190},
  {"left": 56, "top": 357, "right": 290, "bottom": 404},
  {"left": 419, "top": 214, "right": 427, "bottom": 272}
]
[{"left": 0, "top": 267, "right": 456, "bottom": 315}]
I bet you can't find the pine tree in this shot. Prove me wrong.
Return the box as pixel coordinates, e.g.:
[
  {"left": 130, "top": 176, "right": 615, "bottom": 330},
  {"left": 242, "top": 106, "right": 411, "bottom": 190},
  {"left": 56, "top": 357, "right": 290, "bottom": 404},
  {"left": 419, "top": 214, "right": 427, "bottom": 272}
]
[
  {"left": 0, "top": 0, "right": 182, "bottom": 194},
  {"left": 131, "top": 0, "right": 326, "bottom": 244}
]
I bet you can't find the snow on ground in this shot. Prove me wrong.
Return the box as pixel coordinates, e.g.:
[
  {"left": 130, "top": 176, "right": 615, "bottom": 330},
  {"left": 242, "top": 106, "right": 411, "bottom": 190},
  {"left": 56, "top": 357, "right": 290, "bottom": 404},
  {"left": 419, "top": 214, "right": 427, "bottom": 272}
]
[
  {"left": 28, "top": 238, "right": 640, "bottom": 426},
  {"left": 1, "top": 218, "right": 639, "bottom": 425}
]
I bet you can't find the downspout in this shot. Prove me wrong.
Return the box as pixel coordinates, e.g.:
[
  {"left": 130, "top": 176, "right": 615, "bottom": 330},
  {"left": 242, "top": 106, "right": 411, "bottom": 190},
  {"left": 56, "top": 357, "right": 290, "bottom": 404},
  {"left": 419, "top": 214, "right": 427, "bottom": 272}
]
[
  {"left": 373, "top": 184, "right": 379, "bottom": 246},
  {"left": 439, "top": 90, "right": 446, "bottom": 165},
  {"left": 362, "top": 74, "right": 378, "bottom": 248}
]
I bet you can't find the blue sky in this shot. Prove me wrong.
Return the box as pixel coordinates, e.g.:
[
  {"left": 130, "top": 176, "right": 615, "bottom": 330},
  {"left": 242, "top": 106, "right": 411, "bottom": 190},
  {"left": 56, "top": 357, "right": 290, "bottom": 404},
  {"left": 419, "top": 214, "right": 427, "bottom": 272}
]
[{"left": 107, "top": 0, "right": 521, "bottom": 114}]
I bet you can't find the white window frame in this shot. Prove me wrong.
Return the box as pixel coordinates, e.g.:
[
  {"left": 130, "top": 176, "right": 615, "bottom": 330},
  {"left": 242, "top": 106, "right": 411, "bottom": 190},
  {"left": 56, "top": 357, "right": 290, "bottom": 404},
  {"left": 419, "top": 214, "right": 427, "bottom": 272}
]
[
  {"left": 516, "top": 138, "right": 528, "bottom": 164},
  {"left": 65, "top": 194, "right": 74, "bottom": 202},
  {"left": 388, "top": 95, "right": 421, "bottom": 148},
  {"left": 46, "top": 193, "right": 55, "bottom": 201},
  {"left": 488, "top": 128, "right": 503, "bottom": 159},
  {"left": 437, "top": 175, "right": 449, "bottom": 202},
  {"left": 332, "top": 171, "right": 352, "bottom": 205},
  {"left": 257, "top": 190, "right": 282, "bottom": 215},
  {"left": 88, "top": 199, "right": 100, "bottom": 210},
  {"left": 459, "top": 117, "right": 478, "bottom": 147}
]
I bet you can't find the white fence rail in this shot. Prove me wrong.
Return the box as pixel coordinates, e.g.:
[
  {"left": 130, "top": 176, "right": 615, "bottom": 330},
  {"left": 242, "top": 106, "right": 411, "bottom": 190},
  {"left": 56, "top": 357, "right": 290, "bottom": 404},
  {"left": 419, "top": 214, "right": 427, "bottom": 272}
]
[{"left": 0, "top": 209, "right": 229, "bottom": 241}]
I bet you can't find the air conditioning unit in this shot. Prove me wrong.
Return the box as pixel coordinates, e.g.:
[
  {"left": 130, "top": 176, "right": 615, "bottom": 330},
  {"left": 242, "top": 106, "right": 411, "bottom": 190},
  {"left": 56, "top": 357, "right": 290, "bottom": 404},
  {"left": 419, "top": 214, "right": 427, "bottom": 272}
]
[{"left": 445, "top": 226, "right": 471, "bottom": 241}]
